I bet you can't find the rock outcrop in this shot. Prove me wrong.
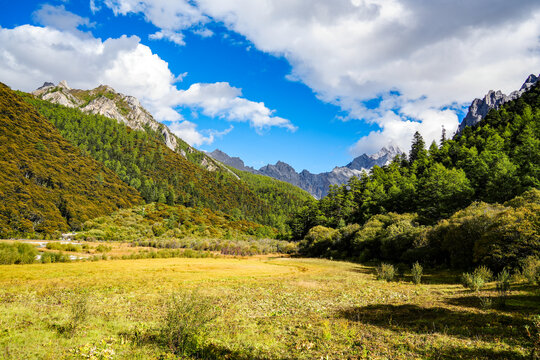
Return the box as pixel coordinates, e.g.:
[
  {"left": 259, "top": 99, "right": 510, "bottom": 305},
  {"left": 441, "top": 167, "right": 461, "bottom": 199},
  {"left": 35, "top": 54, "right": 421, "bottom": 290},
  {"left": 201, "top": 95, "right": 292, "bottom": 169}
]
[
  {"left": 209, "top": 146, "right": 403, "bottom": 199},
  {"left": 33, "top": 81, "right": 179, "bottom": 151},
  {"left": 458, "top": 74, "right": 539, "bottom": 133}
]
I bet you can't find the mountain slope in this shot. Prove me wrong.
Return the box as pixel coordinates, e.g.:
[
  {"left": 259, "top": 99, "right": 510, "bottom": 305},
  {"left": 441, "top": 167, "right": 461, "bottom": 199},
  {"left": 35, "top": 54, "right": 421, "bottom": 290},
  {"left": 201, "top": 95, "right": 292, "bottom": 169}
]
[
  {"left": 209, "top": 146, "right": 403, "bottom": 198},
  {"left": 32, "top": 81, "right": 227, "bottom": 173},
  {"left": 20, "top": 91, "right": 311, "bottom": 230},
  {"left": 0, "top": 83, "right": 142, "bottom": 237}
]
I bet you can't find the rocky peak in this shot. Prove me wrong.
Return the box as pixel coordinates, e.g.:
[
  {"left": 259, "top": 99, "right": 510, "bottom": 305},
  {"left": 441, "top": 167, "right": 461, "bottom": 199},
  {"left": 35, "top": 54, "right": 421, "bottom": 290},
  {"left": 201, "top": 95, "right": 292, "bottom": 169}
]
[
  {"left": 33, "top": 81, "right": 178, "bottom": 151},
  {"left": 208, "top": 149, "right": 258, "bottom": 174},
  {"left": 458, "top": 73, "right": 540, "bottom": 133},
  {"left": 346, "top": 145, "right": 403, "bottom": 171},
  {"left": 58, "top": 80, "right": 71, "bottom": 90},
  {"left": 37, "top": 82, "right": 54, "bottom": 90}
]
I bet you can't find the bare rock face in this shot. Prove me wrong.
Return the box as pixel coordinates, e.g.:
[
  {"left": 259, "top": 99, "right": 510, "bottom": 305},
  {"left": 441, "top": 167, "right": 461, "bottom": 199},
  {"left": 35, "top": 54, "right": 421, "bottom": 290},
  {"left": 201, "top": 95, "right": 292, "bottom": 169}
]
[{"left": 458, "top": 74, "right": 539, "bottom": 133}]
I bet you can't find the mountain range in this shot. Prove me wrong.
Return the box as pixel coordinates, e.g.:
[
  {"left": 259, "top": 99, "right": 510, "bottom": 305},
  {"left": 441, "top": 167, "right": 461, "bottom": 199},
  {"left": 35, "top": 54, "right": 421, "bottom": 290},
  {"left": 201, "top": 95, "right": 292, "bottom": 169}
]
[
  {"left": 211, "top": 73, "right": 540, "bottom": 198},
  {"left": 209, "top": 146, "right": 403, "bottom": 198}
]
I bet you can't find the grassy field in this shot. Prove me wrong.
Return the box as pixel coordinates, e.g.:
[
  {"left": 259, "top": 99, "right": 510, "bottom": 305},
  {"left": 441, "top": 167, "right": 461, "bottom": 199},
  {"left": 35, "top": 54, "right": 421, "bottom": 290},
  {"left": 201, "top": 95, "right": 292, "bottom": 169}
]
[{"left": 0, "top": 256, "right": 538, "bottom": 359}]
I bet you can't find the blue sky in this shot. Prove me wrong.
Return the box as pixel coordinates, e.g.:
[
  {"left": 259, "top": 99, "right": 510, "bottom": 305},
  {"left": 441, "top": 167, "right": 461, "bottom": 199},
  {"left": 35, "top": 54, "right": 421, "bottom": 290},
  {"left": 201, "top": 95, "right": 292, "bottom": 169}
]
[{"left": 2, "top": 0, "right": 540, "bottom": 172}]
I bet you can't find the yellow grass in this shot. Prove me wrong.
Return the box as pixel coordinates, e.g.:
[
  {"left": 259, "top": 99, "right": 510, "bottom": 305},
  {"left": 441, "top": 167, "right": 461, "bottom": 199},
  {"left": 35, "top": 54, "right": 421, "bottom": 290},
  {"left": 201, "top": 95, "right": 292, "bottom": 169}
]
[{"left": 0, "top": 257, "right": 537, "bottom": 359}]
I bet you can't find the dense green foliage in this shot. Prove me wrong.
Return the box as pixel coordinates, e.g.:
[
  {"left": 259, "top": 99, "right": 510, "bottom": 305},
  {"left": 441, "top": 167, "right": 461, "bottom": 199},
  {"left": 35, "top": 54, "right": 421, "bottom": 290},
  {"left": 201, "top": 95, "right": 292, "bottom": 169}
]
[
  {"left": 0, "top": 242, "right": 37, "bottom": 264},
  {"left": 298, "top": 188, "right": 539, "bottom": 271},
  {"left": 20, "top": 93, "right": 310, "bottom": 230},
  {"left": 226, "top": 166, "right": 312, "bottom": 234},
  {"left": 78, "top": 202, "right": 277, "bottom": 241},
  {"left": 290, "top": 84, "right": 540, "bottom": 239},
  {"left": 0, "top": 84, "right": 142, "bottom": 238},
  {"left": 293, "top": 84, "right": 540, "bottom": 270}
]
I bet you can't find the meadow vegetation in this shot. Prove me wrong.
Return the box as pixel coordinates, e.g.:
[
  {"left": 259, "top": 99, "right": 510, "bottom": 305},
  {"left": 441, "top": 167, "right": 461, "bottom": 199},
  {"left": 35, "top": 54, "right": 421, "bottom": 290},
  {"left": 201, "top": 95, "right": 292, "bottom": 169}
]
[{"left": 0, "top": 257, "right": 538, "bottom": 359}]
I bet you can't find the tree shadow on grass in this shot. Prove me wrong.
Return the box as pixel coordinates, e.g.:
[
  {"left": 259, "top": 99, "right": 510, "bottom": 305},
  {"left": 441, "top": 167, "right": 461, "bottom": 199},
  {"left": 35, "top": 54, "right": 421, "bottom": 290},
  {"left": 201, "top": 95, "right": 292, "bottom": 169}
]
[
  {"left": 420, "top": 344, "right": 528, "bottom": 360},
  {"left": 338, "top": 304, "right": 530, "bottom": 345},
  {"left": 121, "top": 329, "right": 273, "bottom": 360},
  {"left": 446, "top": 293, "right": 540, "bottom": 314}
]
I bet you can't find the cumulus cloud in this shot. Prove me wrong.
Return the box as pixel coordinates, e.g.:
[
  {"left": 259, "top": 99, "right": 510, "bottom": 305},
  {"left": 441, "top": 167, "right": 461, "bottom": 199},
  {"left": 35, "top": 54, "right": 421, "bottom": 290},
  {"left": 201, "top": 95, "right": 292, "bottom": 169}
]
[
  {"left": 99, "top": 0, "right": 540, "bottom": 154},
  {"left": 33, "top": 4, "right": 92, "bottom": 32},
  {"left": 176, "top": 83, "right": 296, "bottom": 132},
  {"left": 103, "top": 0, "right": 209, "bottom": 42},
  {"left": 168, "top": 121, "right": 232, "bottom": 147},
  {"left": 0, "top": 22, "right": 292, "bottom": 146}
]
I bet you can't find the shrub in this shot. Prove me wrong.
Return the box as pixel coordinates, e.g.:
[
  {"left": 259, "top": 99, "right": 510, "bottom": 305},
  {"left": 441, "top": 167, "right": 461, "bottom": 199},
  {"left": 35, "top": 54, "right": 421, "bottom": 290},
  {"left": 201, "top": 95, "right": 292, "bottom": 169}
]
[
  {"left": 0, "top": 242, "right": 37, "bottom": 264},
  {"left": 46, "top": 242, "right": 82, "bottom": 252},
  {"left": 496, "top": 269, "right": 511, "bottom": 307},
  {"left": 411, "top": 262, "right": 423, "bottom": 284},
  {"left": 521, "top": 256, "right": 540, "bottom": 285},
  {"left": 65, "top": 293, "right": 89, "bottom": 337},
  {"left": 159, "top": 291, "right": 219, "bottom": 356},
  {"left": 40, "top": 251, "right": 71, "bottom": 263},
  {"left": 474, "top": 265, "right": 493, "bottom": 283},
  {"left": 95, "top": 244, "right": 112, "bottom": 253},
  {"left": 376, "top": 263, "right": 396, "bottom": 282},
  {"left": 461, "top": 272, "right": 484, "bottom": 292}
]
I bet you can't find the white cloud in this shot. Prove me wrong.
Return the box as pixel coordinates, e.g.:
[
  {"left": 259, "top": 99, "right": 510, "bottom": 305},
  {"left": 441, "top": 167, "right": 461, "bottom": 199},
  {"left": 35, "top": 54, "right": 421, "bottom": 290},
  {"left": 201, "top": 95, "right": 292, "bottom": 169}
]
[
  {"left": 33, "top": 4, "right": 92, "bottom": 32},
  {"left": 149, "top": 30, "right": 185, "bottom": 46},
  {"left": 176, "top": 83, "right": 297, "bottom": 132},
  {"left": 99, "top": 0, "right": 540, "bottom": 154},
  {"left": 103, "top": 0, "right": 208, "bottom": 43},
  {"left": 168, "top": 121, "right": 232, "bottom": 146},
  {"left": 0, "top": 23, "right": 292, "bottom": 146}
]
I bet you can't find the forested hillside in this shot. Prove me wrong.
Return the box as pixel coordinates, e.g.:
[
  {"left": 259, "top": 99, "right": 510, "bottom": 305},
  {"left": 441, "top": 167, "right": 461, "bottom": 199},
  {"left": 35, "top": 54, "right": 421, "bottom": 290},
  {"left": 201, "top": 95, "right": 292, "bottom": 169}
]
[
  {"left": 19, "top": 93, "right": 311, "bottom": 231},
  {"left": 290, "top": 82, "right": 540, "bottom": 270},
  {"left": 0, "top": 83, "right": 142, "bottom": 238}
]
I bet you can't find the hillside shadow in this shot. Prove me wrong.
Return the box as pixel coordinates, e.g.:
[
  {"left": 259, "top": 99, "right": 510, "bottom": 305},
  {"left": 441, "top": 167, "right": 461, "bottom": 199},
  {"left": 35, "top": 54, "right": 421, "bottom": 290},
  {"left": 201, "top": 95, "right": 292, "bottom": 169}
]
[{"left": 338, "top": 304, "right": 529, "bottom": 344}]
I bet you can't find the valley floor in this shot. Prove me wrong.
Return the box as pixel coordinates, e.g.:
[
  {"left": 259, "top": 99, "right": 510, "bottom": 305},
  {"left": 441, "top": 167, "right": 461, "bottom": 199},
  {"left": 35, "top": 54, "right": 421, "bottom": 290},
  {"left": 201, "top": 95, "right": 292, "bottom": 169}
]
[{"left": 0, "top": 256, "right": 538, "bottom": 359}]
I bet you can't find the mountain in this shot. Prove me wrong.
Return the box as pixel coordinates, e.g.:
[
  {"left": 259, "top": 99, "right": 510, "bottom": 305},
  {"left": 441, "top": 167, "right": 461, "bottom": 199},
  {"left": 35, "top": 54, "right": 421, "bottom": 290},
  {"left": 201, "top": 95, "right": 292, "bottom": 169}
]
[
  {"left": 208, "top": 149, "right": 259, "bottom": 174},
  {"left": 457, "top": 73, "right": 539, "bottom": 133},
  {"left": 209, "top": 146, "right": 403, "bottom": 199},
  {"left": 18, "top": 87, "right": 312, "bottom": 232},
  {"left": 32, "top": 81, "right": 225, "bottom": 173},
  {"left": 0, "top": 83, "right": 142, "bottom": 237}
]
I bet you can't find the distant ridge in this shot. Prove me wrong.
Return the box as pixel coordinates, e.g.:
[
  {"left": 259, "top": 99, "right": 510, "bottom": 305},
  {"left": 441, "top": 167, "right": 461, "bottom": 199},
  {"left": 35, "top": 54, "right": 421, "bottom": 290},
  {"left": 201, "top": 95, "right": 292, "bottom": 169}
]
[{"left": 209, "top": 146, "right": 403, "bottom": 199}]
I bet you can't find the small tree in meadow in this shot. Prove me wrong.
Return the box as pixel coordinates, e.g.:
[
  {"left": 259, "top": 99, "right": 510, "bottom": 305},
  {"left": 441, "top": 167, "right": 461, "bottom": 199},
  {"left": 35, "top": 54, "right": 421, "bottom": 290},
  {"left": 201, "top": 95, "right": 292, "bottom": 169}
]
[{"left": 411, "top": 262, "right": 423, "bottom": 284}]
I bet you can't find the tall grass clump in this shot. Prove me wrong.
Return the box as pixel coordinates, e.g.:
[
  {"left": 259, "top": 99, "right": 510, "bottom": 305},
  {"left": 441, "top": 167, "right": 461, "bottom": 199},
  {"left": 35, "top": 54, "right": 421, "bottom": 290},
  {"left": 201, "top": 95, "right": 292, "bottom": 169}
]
[
  {"left": 376, "top": 263, "right": 396, "bottom": 282},
  {"left": 159, "top": 291, "right": 219, "bottom": 356},
  {"left": 411, "top": 262, "right": 423, "bottom": 284}
]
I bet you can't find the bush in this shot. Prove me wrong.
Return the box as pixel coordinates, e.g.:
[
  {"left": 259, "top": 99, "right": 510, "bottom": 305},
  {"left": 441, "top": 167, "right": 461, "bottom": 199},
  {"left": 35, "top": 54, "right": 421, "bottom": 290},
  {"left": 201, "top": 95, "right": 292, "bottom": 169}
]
[
  {"left": 95, "top": 244, "right": 112, "bottom": 253},
  {"left": 376, "top": 263, "right": 396, "bottom": 282},
  {"left": 159, "top": 291, "right": 219, "bottom": 356},
  {"left": 411, "top": 262, "right": 423, "bottom": 284},
  {"left": 521, "top": 256, "right": 540, "bottom": 285},
  {"left": 461, "top": 272, "right": 484, "bottom": 292},
  {"left": 40, "top": 251, "right": 71, "bottom": 263},
  {"left": 65, "top": 293, "right": 89, "bottom": 337},
  {"left": 46, "top": 242, "right": 82, "bottom": 252},
  {"left": 496, "top": 269, "right": 511, "bottom": 307},
  {"left": 474, "top": 265, "right": 493, "bottom": 282},
  {"left": 0, "top": 242, "right": 37, "bottom": 264}
]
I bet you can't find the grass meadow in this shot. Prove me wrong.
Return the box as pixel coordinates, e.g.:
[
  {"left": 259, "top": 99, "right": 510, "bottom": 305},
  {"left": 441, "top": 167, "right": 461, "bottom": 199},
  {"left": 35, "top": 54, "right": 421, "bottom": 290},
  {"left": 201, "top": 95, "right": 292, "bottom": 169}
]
[{"left": 0, "top": 255, "right": 538, "bottom": 359}]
